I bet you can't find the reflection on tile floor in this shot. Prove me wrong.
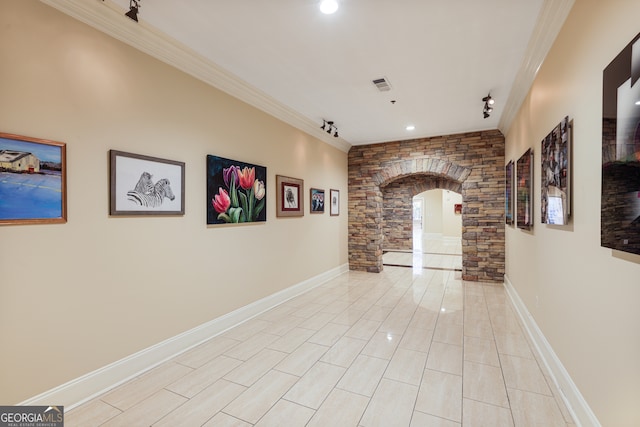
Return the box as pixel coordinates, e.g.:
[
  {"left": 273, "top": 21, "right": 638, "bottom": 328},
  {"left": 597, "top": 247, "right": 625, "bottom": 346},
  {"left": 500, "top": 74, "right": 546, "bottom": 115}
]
[
  {"left": 66, "top": 265, "right": 576, "bottom": 426},
  {"left": 383, "top": 232, "right": 462, "bottom": 272}
]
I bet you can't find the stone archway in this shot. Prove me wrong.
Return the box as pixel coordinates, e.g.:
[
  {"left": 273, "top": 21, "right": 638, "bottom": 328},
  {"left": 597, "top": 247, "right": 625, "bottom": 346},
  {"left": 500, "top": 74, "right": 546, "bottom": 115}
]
[
  {"left": 381, "top": 174, "right": 463, "bottom": 251},
  {"left": 348, "top": 130, "right": 505, "bottom": 282}
]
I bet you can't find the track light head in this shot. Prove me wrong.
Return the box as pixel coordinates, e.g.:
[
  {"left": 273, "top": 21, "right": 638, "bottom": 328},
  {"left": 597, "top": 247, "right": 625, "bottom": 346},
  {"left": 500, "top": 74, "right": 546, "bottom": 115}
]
[
  {"left": 482, "top": 93, "right": 494, "bottom": 119},
  {"left": 321, "top": 120, "right": 326, "bottom": 130},
  {"left": 125, "top": 0, "right": 140, "bottom": 22},
  {"left": 334, "top": 131, "right": 338, "bottom": 138}
]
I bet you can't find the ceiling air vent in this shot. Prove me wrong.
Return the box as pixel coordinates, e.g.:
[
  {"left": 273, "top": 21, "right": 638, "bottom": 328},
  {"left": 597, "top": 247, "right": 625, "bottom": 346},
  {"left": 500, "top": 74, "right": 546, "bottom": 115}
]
[{"left": 372, "top": 77, "right": 392, "bottom": 92}]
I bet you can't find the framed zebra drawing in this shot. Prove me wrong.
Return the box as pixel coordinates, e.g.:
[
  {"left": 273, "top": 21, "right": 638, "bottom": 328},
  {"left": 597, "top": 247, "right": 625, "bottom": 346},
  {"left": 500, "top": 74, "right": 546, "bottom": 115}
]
[
  {"left": 276, "top": 175, "right": 304, "bottom": 217},
  {"left": 109, "top": 150, "right": 185, "bottom": 216}
]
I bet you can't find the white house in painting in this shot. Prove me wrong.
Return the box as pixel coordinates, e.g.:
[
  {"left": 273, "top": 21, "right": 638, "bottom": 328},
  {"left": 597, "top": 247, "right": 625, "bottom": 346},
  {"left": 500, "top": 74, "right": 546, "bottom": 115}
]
[{"left": 0, "top": 150, "right": 40, "bottom": 172}]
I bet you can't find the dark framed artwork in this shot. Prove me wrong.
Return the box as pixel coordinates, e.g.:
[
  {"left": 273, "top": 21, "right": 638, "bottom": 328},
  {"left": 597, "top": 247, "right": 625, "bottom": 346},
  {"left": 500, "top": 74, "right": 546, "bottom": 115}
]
[
  {"left": 110, "top": 150, "right": 185, "bottom": 216},
  {"left": 454, "top": 203, "right": 462, "bottom": 215},
  {"left": 505, "top": 160, "right": 514, "bottom": 225},
  {"left": 310, "top": 188, "right": 325, "bottom": 213},
  {"left": 602, "top": 31, "right": 640, "bottom": 255},
  {"left": 541, "top": 116, "right": 571, "bottom": 225},
  {"left": 0, "top": 132, "right": 67, "bottom": 225},
  {"left": 207, "top": 155, "right": 266, "bottom": 224},
  {"left": 330, "top": 188, "right": 340, "bottom": 216},
  {"left": 517, "top": 148, "right": 533, "bottom": 230},
  {"left": 276, "top": 175, "right": 304, "bottom": 217}
]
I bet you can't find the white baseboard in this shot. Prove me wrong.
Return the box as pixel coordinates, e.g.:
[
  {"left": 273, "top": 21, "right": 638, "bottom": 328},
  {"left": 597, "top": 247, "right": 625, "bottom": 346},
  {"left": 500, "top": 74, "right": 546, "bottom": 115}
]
[
  {"left": 504, "top": 275, "right": 601, "bottom": 427},
  {"left": 20, "top": 263, "right": 349, "bottom": 410}
]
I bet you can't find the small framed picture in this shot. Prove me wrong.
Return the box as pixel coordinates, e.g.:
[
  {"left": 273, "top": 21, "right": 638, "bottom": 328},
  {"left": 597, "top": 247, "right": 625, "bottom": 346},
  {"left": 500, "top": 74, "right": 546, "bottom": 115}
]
[
  {"left": 454, "top": 203, "right": 462, "bottom": 214},
  {"left": 310, "top": 188, "right": 325, "bottom": 213},
  {"left": 505, "top": 160, "right": 514, "bottom": 225},
  {"left": 276, "top": 175, "right": 304, "bottom": 217},
  {"left": 330, "top": 188, "right": 340, "bottom": 216},
  {"left": 110, "top": 150, "right": 185, "bottom": 216},
  {"left": 0, "top": 132, "right": 67, "bottom": 225}
]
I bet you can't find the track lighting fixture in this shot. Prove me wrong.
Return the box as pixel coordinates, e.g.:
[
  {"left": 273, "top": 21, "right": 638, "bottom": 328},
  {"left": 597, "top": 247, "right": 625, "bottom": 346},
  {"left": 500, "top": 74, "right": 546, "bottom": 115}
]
[
  {"left": 321, "top": 120, "right": 339, "bottom": 137},
  {"left": 482, "top": 93, "right": 495, "bottom": 119},
  {"left": 125, "top": 0, "right": 140, "bottom": 22}
]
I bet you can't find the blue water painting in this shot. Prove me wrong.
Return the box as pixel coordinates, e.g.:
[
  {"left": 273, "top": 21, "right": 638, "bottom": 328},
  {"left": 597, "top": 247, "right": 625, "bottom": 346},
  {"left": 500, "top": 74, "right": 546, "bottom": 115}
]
[{"left": 0, "top": 171, "right": 62, "bottom": 219}]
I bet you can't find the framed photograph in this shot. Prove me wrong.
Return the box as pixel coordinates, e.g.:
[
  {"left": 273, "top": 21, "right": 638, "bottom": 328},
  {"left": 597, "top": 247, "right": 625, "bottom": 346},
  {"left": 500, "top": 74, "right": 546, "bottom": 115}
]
[
  {"left": 310, "top": 188, "right": 325, "bottom": 213},
  {"left": 0, "top": 132, "right": 67, "bottom": 225},
  {"left": 110, "top": 150, "right": 185, "bottom": 216},
  {"left": 505, "top": 160, "right": 514, "bottom": 225},
  {"left": 454, "top": 203, "right": 462, "bottom": 215},
  {"left": 541, "top": 116, "right": 571, "bottom": 225},
  {"left": 330, "top": 188, "right": 340, "bottom": 216},
  {"left": 276, "top": 175, "right": 304, "bottom": 217},
  {"left": 207, "top": 155, "right": 266, "bottom": 224},
  {"left": 516, "top": 148, "right": 533, "bottom": 230},
  {"left": 601, "top": 31, "right": 640, "bottom": 255}
]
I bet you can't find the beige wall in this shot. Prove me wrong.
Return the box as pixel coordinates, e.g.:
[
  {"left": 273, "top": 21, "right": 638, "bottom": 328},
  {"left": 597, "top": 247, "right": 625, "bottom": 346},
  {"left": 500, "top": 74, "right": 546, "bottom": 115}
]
[
  {"left": 418, "top": 190, "right": 462, "bottom": 238},
  {"left": 0, "top": 2, "right": 348, "bottom": 404},
  {"left": 505, "top": 0, "right": 640, "bottom": 425}
]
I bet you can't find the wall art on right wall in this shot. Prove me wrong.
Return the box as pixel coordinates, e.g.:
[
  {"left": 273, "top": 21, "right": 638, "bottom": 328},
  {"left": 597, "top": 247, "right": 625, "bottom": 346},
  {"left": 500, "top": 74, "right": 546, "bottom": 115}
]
[
  {"left": 541, "top": 116, "right": 571, "bottom": 225},
  {"left": 517, "top": 148, "right": 533, "bottom": 230},
  {"left": 602, "top": 31, "right": 640, "bottom": 255}
]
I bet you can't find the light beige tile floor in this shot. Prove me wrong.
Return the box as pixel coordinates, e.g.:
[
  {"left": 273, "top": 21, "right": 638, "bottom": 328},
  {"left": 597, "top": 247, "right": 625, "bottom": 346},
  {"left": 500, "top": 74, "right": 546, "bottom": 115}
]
[{"left": 66, "top": 237, "right": 576, "bottom": 427}]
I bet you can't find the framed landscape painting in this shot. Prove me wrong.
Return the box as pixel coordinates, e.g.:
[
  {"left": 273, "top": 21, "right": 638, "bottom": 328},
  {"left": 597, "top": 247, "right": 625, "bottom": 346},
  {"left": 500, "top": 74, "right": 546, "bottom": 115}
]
[
  {"left": 517, "top": 148, "right": 533, "bottom": 230},
  {"left": 207, "top": 155, "right": 267, "bottom": 225},
  {"left": 541, "top": 116, "right": 571, "bottom": 225},
  {"left": 0, "top": 132, "right": 67, "bottom": 225},
  {"left": 276, "top": 175, "right": 304, "bottom": 217},
  {"left": 110, "top": 150, "right": 185, "bottom": 216}
]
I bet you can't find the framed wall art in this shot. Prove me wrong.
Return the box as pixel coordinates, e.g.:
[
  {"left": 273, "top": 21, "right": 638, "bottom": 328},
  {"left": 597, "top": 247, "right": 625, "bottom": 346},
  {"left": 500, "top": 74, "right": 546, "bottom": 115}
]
[
  {"left": 601, "top": 31, "right": 640, "bottom": 255},
  {"left": 110, "top": 150, "right": 185, "bottom": 216},
  {"left": 207, "top": 155, "right": 266, "bottom": 224},
  {"left": 516, "top": 148, "right": 533, "bottom": 230},
  {"left": 276, "top": 175, "right": 304, "bottom": 217},
  {"left": 310, "top": 188, "right": 325, "bottom": 213},
  {"left": 330, "top": 188, "right": 340, "bottom": 216},
  {"left": 541, "top": 116, "right": 571, "bottom": 225},
  {"left": 0, "top": 132, "right": 67, "bottom": 225},
  {"left": 505, "top": 160, "right": 514, "bottom": 225},
  {"left": 454, "top": 203, "right": 462, "bottom": 215}
]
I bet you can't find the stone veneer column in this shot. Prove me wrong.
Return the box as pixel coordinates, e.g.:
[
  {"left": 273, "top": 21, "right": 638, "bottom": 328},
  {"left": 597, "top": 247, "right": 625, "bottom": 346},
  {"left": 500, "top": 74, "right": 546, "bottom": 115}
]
[{"left": 348, "top": 130, "right": 505, "bottom": 282}]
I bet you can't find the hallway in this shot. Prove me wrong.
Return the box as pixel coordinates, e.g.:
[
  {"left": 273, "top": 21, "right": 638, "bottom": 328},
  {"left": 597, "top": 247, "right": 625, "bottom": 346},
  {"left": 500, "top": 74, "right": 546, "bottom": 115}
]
[{"left": 66, "top": 266, "right": 575, "bottom": 426}]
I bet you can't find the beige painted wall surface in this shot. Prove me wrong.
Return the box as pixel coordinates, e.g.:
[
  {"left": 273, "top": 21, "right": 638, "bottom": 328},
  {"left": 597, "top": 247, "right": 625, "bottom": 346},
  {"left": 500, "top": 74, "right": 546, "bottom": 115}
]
[
  {"left": 418, "top": 190, "right": 462, "bottom": 237},
  {"left": 0, "top": 2, "right": 348, "bottom": 404},
  {"left": 505, "top": 0, "right": 640, "bottom": 425}
]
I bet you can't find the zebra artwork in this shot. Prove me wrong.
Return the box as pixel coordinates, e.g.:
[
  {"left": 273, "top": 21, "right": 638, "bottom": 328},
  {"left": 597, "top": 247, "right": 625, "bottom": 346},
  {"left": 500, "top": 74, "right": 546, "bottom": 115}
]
[{"left": 127, "top": 172, "right": 175, "bottom": 208}]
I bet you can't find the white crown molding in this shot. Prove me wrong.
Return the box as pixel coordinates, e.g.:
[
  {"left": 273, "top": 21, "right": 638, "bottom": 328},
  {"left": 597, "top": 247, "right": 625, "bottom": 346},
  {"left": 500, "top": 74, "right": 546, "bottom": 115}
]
[
  {"left": 499, "top": 0, "right": 575, "bottom": 135},
  {"left": 39, "top": 0, "right": 351, "bottom": 153}
]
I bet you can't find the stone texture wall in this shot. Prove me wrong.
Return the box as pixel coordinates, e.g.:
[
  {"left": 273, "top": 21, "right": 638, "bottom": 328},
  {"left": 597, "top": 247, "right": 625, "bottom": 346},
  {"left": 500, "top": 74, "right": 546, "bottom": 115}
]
[{"left": 348, "top": 129, "right": 505, "bottom": 282}]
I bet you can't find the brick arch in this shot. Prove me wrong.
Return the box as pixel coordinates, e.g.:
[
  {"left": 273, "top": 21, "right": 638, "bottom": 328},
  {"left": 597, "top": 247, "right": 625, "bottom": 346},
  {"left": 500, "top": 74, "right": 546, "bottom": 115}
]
[{"left": 348, "top": 130, "right": 506, "bottom": 282}]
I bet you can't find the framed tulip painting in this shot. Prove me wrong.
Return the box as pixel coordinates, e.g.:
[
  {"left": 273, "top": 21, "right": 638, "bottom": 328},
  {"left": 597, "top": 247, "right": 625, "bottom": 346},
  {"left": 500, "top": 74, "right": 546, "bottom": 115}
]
[
  {"left": 207, "top": 155, "right": 267, "bottom": 225},
  {"left": 276, "top": 175, "right": 304, "bottom": 217}
]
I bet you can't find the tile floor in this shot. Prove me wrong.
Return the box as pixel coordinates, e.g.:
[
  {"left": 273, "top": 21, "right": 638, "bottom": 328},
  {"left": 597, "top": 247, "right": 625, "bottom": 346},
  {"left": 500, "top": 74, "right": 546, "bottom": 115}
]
[{"left": 66, "top": 236, "right": 575, "bottom": 427}]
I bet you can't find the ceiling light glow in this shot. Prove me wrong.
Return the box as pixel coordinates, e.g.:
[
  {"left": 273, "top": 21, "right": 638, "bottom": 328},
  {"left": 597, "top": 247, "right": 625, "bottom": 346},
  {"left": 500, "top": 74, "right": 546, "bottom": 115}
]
[
  {"left": 319, "top": 0, "right": 338, "bottom": 14},
  {"left": 406, "top": 125, "right": 415, "bottom": 131}
]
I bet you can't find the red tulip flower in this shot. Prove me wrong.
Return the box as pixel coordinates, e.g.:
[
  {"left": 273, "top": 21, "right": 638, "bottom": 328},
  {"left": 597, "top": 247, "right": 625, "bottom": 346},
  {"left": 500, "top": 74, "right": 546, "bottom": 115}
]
[{"left": 212, "top": 187, "right": 231, "bottom": 213}]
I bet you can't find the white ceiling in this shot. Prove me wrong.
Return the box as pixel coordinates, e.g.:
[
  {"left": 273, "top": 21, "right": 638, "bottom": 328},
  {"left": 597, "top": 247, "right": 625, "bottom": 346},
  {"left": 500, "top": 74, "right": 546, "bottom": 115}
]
[{"left": 44, "top": 0, "right": 574, "bottom": 150}]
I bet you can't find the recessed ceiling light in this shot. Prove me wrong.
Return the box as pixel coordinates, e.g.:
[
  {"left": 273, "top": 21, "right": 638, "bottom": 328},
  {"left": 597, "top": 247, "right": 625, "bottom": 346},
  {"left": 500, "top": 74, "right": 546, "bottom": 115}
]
[
  {"left": 319, "top": 0, "right": 338, "bottom": 14},
  {"left": 406, "top": 125, "right": 415, "bottom": 131},
  {"left": 635, "top": 100, "right": 640, "bottom": 105}
]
